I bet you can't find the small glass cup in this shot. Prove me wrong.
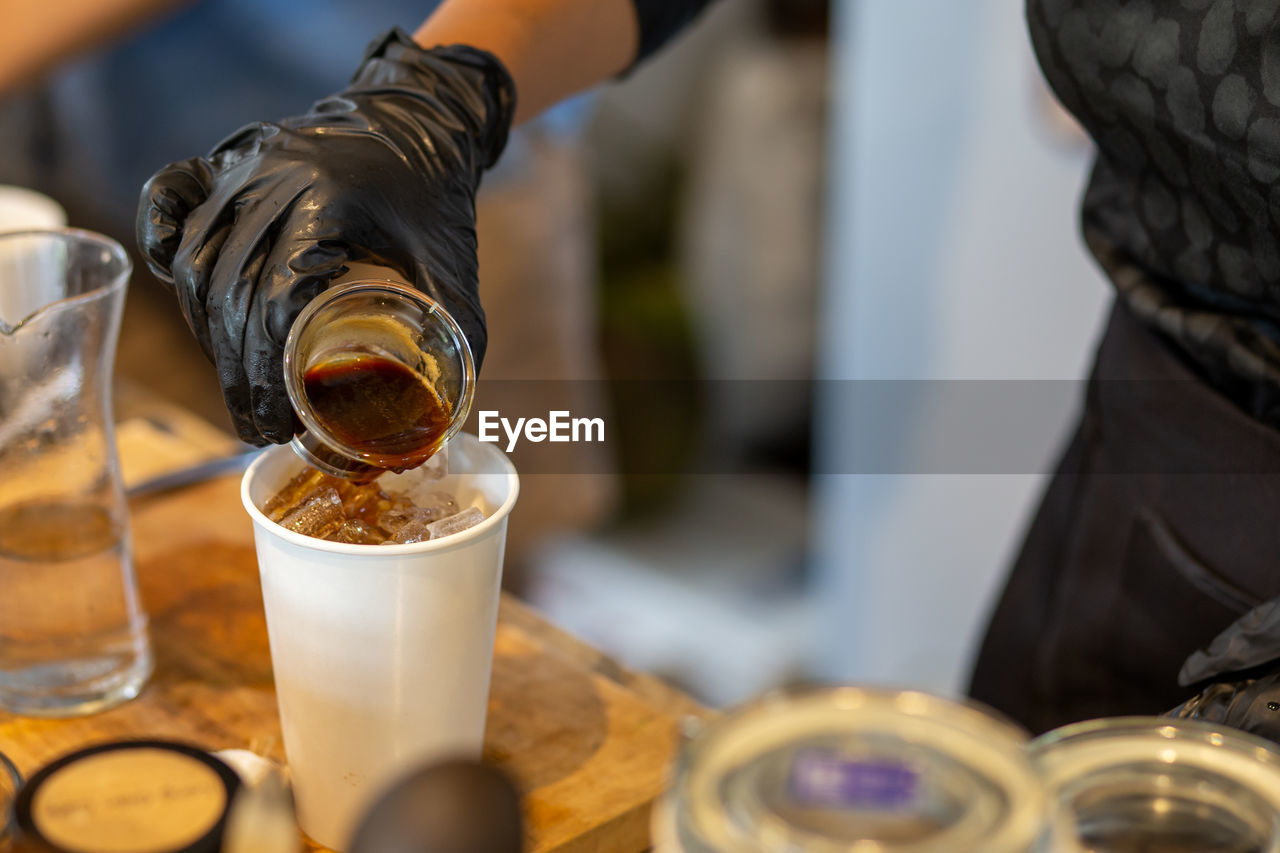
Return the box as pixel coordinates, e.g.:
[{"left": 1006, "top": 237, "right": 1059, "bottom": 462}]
[
  {"left": 1030, "top": 717, "right": 1280, "bottom": 853},
  {"left": 654, "top": 686, "right": 1057, "bottom": 852},
  {"left": 283, "top": 279, "right": 476, "bottom": 481}
]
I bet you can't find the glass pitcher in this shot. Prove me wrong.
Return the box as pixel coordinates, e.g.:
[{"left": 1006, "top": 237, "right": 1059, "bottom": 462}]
[{"left": 0, "top": 229, "right": 152, "bottom": 716}]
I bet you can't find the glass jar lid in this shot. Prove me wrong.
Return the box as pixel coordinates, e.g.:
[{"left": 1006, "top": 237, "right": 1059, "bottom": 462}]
[
  {"left": 1030, "top": 717, "right": 1280, "bottom": 853},
  {"left": 656, "top": 686, "right": 1053, "bottom": 852}
]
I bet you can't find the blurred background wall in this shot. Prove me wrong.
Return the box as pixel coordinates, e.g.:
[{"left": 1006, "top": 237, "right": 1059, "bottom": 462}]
[
  {"left": 523, "top": 0, "right": 824, "bottom": 707},
  {"left": 812, "top": 0, "right": 1110, "bottom": 693}
]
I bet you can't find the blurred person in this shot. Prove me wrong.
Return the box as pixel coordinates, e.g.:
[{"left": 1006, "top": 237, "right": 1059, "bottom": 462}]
[
  {"left": 0, "top": 0, "right": 618, "bottom": 570},
  {"left": 967, "top": 1, "right": 1280, "bottom": 734},
  {"left": 131, "top": 0, "right": 1280, "bottom": 736}
]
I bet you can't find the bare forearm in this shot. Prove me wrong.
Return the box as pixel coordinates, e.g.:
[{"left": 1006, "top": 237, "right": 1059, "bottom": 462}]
[
  {"left": 413, "top": 0, "right": 638, "bottom": 124},
  {"left": 0, "top": 0, "right": 188, "bottom": 95}
]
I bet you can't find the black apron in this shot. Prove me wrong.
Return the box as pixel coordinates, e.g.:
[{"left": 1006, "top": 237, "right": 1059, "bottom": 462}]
[{"left": 969, "top": 302, "right": 1280, "bottom": 734}]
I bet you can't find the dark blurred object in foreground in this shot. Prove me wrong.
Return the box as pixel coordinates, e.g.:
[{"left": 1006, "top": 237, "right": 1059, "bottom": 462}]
[{"left": 349, "top": 759, "right": 523, "bottom": 853}]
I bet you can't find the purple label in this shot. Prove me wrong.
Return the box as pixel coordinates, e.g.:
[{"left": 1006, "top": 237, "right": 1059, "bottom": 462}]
[{"left": 788, "top": 750, "right": 919, "bottom": 810}]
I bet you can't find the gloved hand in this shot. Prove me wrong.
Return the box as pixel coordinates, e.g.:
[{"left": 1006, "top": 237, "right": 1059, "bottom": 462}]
[
  {"left": 136, "top": 28, "right": 516, "bottom": 444},
  {"left": 1167, "top": 597, "right": 1280, "bottom": 744},
  {"left": 1168, "top": 671, "right": 1280, "bottom": 743}
]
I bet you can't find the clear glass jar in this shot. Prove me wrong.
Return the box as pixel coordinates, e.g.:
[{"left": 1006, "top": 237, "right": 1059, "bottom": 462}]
[
  {"left": 654, "top": 686, "right": 1056, "bottom": 852},
  {"left": 283, "top": 278, "right": 475, "bottom": 480},
  {"left": 1030, "top": 717, "right": 1280, "bottom": 853}
]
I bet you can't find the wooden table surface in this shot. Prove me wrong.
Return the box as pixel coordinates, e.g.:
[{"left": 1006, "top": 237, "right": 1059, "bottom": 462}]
[{"left": 0, "top": 399, "right": 707, "bottom": 852}]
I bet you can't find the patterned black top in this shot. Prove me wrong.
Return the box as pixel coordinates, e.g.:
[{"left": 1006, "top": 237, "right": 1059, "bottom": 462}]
[{"left": 1030, "top": 0, "right": 1280, "bottom": 423}]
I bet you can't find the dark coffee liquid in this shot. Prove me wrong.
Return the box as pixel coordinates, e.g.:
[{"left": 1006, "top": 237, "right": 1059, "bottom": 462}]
[{"left": 303, "top": 353, "right": 451, "bottom": 470}]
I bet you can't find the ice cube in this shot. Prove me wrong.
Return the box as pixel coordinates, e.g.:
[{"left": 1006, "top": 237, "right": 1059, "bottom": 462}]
[
  {"left": 335, "top": 479, "right": 412, "bottom": 530},
  {"left": 383, "top": 499, "right": 469, "bottom": 544},
  {"left": 377, "top": 505, "right": 432, "bottom": 536},
  {"left": 331, "top": 520, "right": 385, "bottom": 545},
  {"left": 388, "top": 519, "right": 433, "bottom": 545},
  {"left": 426, "top": 506, "right": 485, "bottom": 540},
  {"left": 266, "top": 462, "right": 470, "bottom": 545},
  {"left": 417, "top": 491, "right": 459, "bottom": 521},
  {"left": 421, "top": 448, "right": 449, "bottom": 480},
  {"left": 279, "top": 487, "right": 344, "bottom": 538},
  {"left": 377, "top": 492, "right": 457, "bottom": 536},
  {"left": 262, "top": 468, "right": 329, "bottom": 522}
]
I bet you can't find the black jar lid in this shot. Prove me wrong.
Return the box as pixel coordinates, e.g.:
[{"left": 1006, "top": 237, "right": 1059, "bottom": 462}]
[{"left": 11, "top": 740, "right": 241, "bottom": 853}]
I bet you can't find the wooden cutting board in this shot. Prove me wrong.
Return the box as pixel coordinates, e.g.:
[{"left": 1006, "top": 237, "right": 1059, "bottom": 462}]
[{"left": 0, "top": 470, "right": 707, "bottom": 852}]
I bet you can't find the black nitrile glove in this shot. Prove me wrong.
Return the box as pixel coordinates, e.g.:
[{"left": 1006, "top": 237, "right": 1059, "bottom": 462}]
[
  {"left": 137, "top": 28, "right": 515, "bottom": 444},
  {"left": 1167, "top": 598, "right": 1280, "bottom": 744},
  {"left": 1167, "top": 672, "right": 1280, "bottom": 743}
]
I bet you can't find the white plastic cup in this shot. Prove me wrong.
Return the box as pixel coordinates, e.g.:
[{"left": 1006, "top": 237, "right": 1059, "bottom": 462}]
[
  {"left": 241, "top": 433, "right": 519, "bottom": 850},
  {"left": 0, "top": 185, "right": 65, "bottom": 232},
  {"left": 0, "top": 187, "right": 67, "bottom": 330}
]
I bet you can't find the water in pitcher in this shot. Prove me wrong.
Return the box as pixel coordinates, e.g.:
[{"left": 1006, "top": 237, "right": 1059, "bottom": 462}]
[{"left": 0, "top": 499, "right": 148, "bottom": 709}]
